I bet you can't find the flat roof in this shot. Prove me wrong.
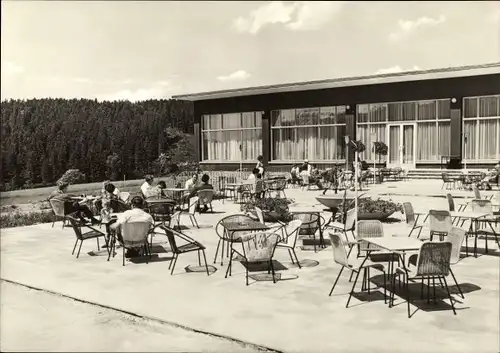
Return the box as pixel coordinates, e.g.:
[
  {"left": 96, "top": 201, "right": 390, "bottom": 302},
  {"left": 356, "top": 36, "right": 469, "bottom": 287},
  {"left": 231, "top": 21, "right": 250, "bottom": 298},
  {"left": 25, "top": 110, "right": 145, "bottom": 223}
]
[{"left": 172, "top": 62, "right": 500, "bottom": 101}]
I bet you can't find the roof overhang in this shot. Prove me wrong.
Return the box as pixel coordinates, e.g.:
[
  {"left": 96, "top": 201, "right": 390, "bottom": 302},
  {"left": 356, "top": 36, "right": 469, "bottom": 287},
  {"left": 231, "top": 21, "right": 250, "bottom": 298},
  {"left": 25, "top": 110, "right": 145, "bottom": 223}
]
[{"left": 172, "top": 63, "right": 500, "bottom": 102}]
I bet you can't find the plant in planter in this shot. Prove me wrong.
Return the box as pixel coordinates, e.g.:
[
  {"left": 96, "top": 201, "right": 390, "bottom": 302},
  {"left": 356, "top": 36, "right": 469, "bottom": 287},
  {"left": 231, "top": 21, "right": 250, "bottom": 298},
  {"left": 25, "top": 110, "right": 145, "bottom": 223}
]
[
  {"left": 349, "top": 197, "right": 403, "bottom": 220},
  {"left": 352, "top": 140, "right": 366, "bottom": 153},
  {"left": 240, "top": 197, "right": 294, "bottom": 222},
  {"left": 373, "top": 141, "right": 388, "bottom": 162}
]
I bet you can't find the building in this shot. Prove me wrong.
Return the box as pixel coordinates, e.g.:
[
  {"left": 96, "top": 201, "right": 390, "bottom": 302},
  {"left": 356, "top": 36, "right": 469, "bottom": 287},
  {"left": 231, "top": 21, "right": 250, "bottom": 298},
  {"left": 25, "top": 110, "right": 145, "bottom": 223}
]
[{"left": 173, "top": 63, "right": 500, "bottom": 171}]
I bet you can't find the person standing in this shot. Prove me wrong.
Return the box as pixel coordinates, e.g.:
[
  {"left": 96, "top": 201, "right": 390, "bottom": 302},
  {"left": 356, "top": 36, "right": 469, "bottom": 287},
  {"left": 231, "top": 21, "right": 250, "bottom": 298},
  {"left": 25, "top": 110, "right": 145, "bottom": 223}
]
[{"left": 256, "top": 155, "right": 265, "bottom": 177}]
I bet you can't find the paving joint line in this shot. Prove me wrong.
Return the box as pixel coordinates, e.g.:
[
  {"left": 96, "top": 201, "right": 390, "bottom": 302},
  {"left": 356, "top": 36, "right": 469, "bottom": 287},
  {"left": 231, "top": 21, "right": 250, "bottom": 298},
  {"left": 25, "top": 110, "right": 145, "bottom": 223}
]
[{"left": 1, "top": 278, "right": 284, "bottom": 353}]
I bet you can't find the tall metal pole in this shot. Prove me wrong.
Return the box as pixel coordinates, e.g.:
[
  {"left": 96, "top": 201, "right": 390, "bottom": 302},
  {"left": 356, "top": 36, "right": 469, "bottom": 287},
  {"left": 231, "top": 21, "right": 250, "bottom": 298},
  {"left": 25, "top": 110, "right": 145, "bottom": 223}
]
[
  {"left": 240, "top": 131, "right": 243, "bottom": 181},
  {"left": 371, "top": 132, "right": 376, "bottom": 183},
  {"left": 354, "top": 148, "right": 359, "bottom": 228},
  {"left": 464, "top": 133, "right": 468, "bottom": 171}
]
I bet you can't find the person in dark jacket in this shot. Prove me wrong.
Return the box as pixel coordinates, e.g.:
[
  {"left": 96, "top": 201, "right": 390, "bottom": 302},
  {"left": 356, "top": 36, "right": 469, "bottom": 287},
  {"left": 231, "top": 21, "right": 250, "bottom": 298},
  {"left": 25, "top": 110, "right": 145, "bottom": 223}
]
[
  {"left": 49, "top": 182, "right": 99, "bottom": 224},
  {"left": 188, "top": 174, "right": 214, "bottom": 212}
]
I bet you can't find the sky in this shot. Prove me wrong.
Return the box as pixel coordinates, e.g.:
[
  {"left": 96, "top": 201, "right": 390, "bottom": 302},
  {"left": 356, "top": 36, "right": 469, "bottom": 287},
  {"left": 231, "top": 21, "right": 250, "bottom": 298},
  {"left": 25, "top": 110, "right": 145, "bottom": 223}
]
[{"left": 1, "top": 1, "right": 499, "bottom": 102}]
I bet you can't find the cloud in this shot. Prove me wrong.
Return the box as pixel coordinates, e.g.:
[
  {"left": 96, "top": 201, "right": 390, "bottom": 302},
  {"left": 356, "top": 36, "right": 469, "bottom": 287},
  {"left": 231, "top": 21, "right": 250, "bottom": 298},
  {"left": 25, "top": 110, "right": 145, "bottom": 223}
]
[
  {"left": 374, "top": 65, "right": 421, "bottom": 75},
  {"left": 233, "top": 1, "right": 343, "bottom": 34},
  {"left": 1, "top": 61, "right": 24, "bottom": 75},
  {"left": 97, "top": 81, "right": 182, "bottom": 102},
  {"left": 217, "top": 70, "right": 251, "bottom": 82},
  {"left": 389, "top": 15, "right": 446, "bottom": 41}
]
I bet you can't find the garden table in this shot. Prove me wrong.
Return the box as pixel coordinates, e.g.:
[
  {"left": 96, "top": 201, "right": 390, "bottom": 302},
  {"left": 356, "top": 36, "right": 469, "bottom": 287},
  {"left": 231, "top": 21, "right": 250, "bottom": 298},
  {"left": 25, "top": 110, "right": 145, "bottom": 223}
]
[
  {"left": 448, "top": 211, "right": 488, "bottom": 257},
  {"left": 226, "top": 182, "right": 253, "bottom": 203},
  {"left": 164, "top": 188, "right": 188, "bottom": 204},
  {"left": 220, "top": 219, "right": 269, "bottom": 267},
  {"left": 289, "top": 207, "right": 326, "bottom": 251},
  {"left": 361, "top": 237, "right": 423, "bottom": 307}
]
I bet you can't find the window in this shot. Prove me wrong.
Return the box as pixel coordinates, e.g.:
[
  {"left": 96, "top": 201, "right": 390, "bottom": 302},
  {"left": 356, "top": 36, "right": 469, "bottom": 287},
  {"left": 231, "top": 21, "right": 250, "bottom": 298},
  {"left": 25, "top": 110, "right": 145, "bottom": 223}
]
[
  {"left": 201, "top": 112, "right": 262, "bottom": 161},
  {"left": 271, "top": 106, "right": 346, "bottom": 161},
  {"left": 357, "top": 99, "right": 450, "bottom": 162},
  {"left": 463, "top": 95, "right": 500, "bottom": 161}
]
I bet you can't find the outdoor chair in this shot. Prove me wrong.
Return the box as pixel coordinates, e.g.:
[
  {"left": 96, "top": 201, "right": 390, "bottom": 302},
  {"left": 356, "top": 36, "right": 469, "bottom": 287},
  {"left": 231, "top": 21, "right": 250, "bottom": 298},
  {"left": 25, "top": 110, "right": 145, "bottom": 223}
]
[
  {"left": 148, "top": 201, "right": 176, "bottom": 246},
  {"left": 473, "top": 185, "right": 494, "bottom": 200},
  {"left": 67, "top": 215, "right": 107, "bottom": 259},
  {"left": 471, "top": 199, "right": 500, "bottom": 253},
  {"left": 108, "top": 221, "right": 152, "bottom": 266},
  {"left": 110, "top": 199, "right": 130, "bottom": 213},
  {"left": 118, "top": 191, "right": 131, "bottom": 203},
  {"left": 160, "top": 225, "right": 210, "bottom": 276},
  {"left": 220, "top": 175, "right": 238, "bottom": 203},
  {"left": 328, "top": 232, "right": 387, "bottom": 307},
  {"left": 403, "top": 202, "right": 424, "bottom": 239},
  {"left": 214, "top": 214, "right": 256, "bottom": 266},
  {"left": 325, "top": 208, "right": 357, "bottom": 254},
  {"left": 293, "top": 212, "right": 326, "bottom": 252},
  {"left": 275, "top": 220, "right": 303, "bottom": 268},
  {"left": 49, "top": 198, "right": 69, "bottom": 228},
  {"left": 265, "top": 179, "right": 287, "bottom": 198},
  {"left": 253, "top": 206, "right": 286, "bottom": 238},
  {"left": 241, "top": 180, "right": 264, "bottom": 203},
  {"left": 177, "top": 197, "right": 200, "bottom": 228},
  {"left": 197, "top": 189, "right": 214, "bottom": 212},
  {"left": 408, "top": 227, "right": 466, "bottom": 299},
  {"left": 392, "top": 241, "right": 456, "bottom": 318},
  {"left": 441, "top": 173, "right": 455, "bottom": 190},
  {"left": 446, "top": 193, "right": 467, "bottom": 225},
  {"left": 225, "top": 231, "right": 281, "bottom": 285},
  {"left": 428, "top": 210, "right": 453, "bottom": 241}
]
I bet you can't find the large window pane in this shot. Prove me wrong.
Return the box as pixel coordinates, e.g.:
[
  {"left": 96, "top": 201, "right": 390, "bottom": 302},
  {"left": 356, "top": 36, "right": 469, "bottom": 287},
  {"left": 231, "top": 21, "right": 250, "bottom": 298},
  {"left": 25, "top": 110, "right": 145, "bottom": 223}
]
[
  {"left": 417, "top": 101, "right": 436, "bottom": 120},
  {"left": 273, "top": 109, "right": 295, "bottom": 127},
  {"left": 242, "top": 111, "right": 262, "bottom": 128},
  {"left": 388, "top": 102, "right": 416, "bottom": 121},
  {"left": 273, "top": 128, "right": 296, "bottom": 160},
  {"left": 357, "top": 105, "right": 369, "bottom": 123},
  {"left": 318, "top": 125, "right": 346, "bottom": 160},
  {"left": 203, "top": 114, "right": 222, "bottom": 130},
  {"left": 296, "top": 108, "right": 319, "bottom": 125},
  {"left": 370, "top": 104, "right": 387, "bottom": 122},
  {"left": 437, "top": 99, "right": 451, "bottom": 119},
  {"left": 242, "top": 129, "right": 263, "bottom": 160},
  {"left": 463, "top": 121, "right": 476, "bottom": 160},
  {"left": 320, "top": 106, "right": 336, "bottom": 124},
  {"left": 479, "top": 96, "right": 499, "bottom": 117},
  {"left": 222, "top": 113, "right": 241, "bottom": 129},
  {"left": 297, "top": 127, "right": 318, "bottom": 160},
  {"left": 416, "top": 123, "right": 437, "bottom": 161},
  {"left": 438, "top": 122, "right": 450, "bottom": 158},
  {"left": 464, "top": 98, "right": 478, "bottom": 118},
  {"left": 478, "top": 120, "right": 499, "bottom": 159},
  {"left": 357, "top": 124, "right": 386, "bottom": 161}
]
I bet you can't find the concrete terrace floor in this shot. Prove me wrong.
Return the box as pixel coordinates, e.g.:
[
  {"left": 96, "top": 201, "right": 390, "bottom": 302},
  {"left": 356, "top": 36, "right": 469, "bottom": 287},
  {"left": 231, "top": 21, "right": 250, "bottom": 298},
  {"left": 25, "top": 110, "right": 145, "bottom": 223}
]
[{"left": 1, "top": 180, "right": 499, "bottom": 352}]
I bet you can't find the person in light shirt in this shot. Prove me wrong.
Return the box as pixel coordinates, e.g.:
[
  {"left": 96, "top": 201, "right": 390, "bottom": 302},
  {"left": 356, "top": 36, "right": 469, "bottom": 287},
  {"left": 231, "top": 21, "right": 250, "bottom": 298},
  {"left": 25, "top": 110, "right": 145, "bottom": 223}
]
[
  {"left": 248, "top": 168, "right": 259, "bottom": 181},
  {"left": 140, "top": 175, "right": 154, "bottom": 197},
  {"left": 184, "top": 174, "right": 198, "bottom": 191},
  {"left": 109, "top": 196, "right": 154, "bottom": 258}
]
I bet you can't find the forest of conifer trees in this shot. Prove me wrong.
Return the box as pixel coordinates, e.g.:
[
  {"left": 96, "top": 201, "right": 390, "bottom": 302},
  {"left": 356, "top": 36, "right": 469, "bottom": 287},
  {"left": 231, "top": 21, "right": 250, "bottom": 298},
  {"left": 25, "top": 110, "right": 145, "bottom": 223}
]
[{"left": 0, "top": 98, "right": 195, "bottom": 191}]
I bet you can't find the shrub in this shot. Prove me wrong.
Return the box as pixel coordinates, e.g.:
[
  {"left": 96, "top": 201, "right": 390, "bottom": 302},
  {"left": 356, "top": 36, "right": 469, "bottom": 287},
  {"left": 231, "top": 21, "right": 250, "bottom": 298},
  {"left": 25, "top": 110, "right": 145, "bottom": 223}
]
[
  {"left": 0, "top": 211, "right": 57, "bottom": 229},
  {"left": 240, "top": 197, "right": 294, "bottom": 222},
  {"left": 351, "top": 197, "right": 403, "bottom": 214}
]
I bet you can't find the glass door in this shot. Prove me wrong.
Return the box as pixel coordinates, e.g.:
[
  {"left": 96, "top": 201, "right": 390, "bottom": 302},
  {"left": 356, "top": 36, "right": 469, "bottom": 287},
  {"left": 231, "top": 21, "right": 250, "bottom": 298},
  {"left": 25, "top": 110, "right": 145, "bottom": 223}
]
[{"left": 387, "top": 123, "right": 416, "bottom": 168}]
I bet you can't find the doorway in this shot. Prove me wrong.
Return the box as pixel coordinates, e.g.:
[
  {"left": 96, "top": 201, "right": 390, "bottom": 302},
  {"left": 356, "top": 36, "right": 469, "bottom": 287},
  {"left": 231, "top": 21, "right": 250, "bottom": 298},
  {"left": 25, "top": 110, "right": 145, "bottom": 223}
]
[{"left": 387, "top": 123, "right": 416, "bottom": 168}]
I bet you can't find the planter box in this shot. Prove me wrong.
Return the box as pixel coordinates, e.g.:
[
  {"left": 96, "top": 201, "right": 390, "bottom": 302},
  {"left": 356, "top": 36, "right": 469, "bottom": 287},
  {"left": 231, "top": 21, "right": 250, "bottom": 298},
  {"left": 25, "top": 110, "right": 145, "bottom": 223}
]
[{"left": 358, "top": 211, "right": 394, "bottom": 221}]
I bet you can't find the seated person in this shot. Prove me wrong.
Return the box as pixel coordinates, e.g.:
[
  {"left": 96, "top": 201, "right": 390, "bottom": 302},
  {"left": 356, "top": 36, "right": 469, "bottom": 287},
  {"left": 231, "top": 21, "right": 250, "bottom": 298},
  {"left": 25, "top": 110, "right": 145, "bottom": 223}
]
[
  {"left": 157, "top": 181, "right": 167, "bottom": 197},
  {"left": 188, "top": 174, "right": 214, "bottom": 213},
  {"left": 184, "top": 174, "right": 198, "bottom": 191},
  {"left": 299, "top": 160, "right": 312, "bottom": 177},
  {"left": 104, "top": 183, "right": 120, "bottom": 200},
  {"left": 140, "top": 175, "right": 154, "bottom": 198},
  {"left": 248, "top": 168, "right": 259, "bottom": 181},
  {"left": 49, "top": 182, "right": 99, "bottom": 224},
  {"left": 480, "top": 161, "right": 500, "bottom": 190},
  {"left": 109, "top": 196, "right": 154, "bottom": 258}
]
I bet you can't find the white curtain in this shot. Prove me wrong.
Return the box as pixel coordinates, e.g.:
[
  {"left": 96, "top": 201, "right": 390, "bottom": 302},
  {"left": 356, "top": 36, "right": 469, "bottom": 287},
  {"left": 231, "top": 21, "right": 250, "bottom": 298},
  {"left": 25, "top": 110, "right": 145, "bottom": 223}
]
[
  {"left": 357, "top": 124, "right": 386, "bottom": 161},
  {"left": 417, "top": 123, "right": 437, "bottom": 161}
]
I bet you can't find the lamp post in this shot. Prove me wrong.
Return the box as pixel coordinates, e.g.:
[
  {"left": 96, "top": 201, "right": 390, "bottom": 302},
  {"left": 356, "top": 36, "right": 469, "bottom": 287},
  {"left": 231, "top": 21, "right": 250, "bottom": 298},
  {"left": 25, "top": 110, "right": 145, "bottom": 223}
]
[
  {"left": 239, "top": 137, "right": 243, "bottom": 181},
  {"left": 345, "top": 136, "right": 358, "bottom": 228},
  {"left": 371, "top": 132, "right": 377, "bottom": 183}
]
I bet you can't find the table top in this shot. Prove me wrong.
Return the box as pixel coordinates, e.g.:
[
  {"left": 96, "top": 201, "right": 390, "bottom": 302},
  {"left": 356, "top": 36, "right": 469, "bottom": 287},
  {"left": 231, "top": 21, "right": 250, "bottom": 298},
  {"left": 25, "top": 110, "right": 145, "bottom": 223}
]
[
  {"left": 164, "top": 188, "right": 188, "bottom": 192},
  {"left": 222, "top": 219, "right": 269, "bottom": 232},
  {"left": 145, "top": 198, "right": 175, "bottom": 204},
  {"left": 289, "top": 206, "right": 322, "bottom": 214},
  {"left": 362, "top": 237, "right": 423, "bottom": 252},
  {"left": 449, "top": 211, "right": 488, "bottom": 219},
  {"left": 226, "top": 181, "right": 254, "bottom": 187}
]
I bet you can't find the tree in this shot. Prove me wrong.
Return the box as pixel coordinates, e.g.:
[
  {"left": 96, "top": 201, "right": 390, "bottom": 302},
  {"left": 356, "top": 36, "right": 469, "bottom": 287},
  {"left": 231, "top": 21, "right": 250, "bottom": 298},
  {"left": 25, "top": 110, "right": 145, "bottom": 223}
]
[
  {"left": 106, "top": 153, "right": 122, "bottom": 181},
  {"left": 373, "top": 141, "right": 388, "bottom": 162}
]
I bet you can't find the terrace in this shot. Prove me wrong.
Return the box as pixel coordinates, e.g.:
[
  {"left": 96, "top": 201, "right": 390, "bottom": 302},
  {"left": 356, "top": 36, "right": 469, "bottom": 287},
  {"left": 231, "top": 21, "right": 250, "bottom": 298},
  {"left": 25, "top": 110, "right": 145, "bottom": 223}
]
[{"left": 1, "top": 179, "right": 499, "bottom": 352}]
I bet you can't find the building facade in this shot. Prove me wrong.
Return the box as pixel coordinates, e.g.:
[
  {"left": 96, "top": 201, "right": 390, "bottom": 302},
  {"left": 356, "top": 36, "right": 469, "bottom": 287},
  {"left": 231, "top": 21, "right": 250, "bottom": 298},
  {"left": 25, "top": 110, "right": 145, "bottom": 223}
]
[{"left": 173, "top": 63, "right": 500, "bottom": 171}]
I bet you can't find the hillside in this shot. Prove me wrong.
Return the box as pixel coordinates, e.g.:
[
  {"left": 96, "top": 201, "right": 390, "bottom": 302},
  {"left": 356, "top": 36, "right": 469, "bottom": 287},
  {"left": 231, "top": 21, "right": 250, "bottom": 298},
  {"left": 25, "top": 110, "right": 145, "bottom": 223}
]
[{"left": 0, "top": 98, "right": 194, "bottom": 191}]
